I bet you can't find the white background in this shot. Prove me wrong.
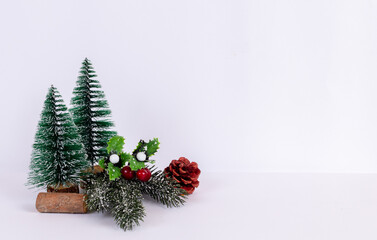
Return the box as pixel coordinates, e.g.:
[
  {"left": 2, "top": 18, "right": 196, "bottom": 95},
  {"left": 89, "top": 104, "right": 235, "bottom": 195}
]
[
  {"left": 2, "top": 0, "right": 377, "bottom": 173},
  {"left": 1, "top": 0, "right": 377, "bottom": 239}
]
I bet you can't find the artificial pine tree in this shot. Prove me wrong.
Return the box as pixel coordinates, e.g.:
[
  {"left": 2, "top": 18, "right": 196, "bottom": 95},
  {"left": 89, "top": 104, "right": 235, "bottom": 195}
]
[
  {"left": 28, "top": 86, "right": 88, "bottom": 190},
  {"left": 70, "top": 58, "right": 116, "bottom": 166}
]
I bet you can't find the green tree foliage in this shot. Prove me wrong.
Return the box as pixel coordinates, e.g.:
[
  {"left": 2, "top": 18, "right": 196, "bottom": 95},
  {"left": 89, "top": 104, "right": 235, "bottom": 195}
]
[
  {"left": 28, "top": 86, "right": 88, "bottom": 189},
  {"left": 70, "top": 58, "right": 116, "bottom": 166}
]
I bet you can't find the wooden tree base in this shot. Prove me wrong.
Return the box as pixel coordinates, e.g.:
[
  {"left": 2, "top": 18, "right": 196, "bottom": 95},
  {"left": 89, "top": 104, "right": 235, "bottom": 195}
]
[
  {"left": 36, "top": 192, "right": 87, "bottom": 213},
  {"left": 83, "top": 165, "right": 104, "bottom": 174},
  {"left": 47, "top": 184, "right": 79, "bottom": 193},
  {"left": 81, "top": 165, "right": 104, "bottom": 190}
]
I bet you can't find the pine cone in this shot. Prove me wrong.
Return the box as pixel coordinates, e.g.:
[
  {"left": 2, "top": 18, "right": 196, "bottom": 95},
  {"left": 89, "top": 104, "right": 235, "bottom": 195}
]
[{"left": 164, "top": 157, "right": 201, "bottom": 194}]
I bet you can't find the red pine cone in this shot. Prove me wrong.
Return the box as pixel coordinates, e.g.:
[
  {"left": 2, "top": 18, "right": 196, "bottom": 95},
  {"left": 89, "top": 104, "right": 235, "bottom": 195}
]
[{"left": 164, "top": 157, "right": 201, "bottom": 194}]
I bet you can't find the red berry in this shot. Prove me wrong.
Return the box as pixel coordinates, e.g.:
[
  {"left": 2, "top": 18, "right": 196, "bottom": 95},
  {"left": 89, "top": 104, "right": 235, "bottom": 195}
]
[
  {"left": 121, "top": 166, "right": 135, "bottom": 180},
  {"left": 136, "top": 168, "right": 151, "bottom": 182}
]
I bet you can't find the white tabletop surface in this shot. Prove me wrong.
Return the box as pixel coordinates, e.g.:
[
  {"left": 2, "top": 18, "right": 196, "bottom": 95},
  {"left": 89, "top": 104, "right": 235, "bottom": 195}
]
[{"left": 2, "top": 172, "right": 377, "bottom": 240}]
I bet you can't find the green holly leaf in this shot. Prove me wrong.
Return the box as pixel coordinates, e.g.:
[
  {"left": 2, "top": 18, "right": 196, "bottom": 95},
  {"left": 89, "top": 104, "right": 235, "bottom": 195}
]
[
  {"left": 98, "top": 158, "right": 106, "bottom": 169},
  {"left": 107, "top": 136, "right": 125, "bottom": 154},
  {"left": 133, "top": 140, "right": 146, "bottom": 154},
  {"left": 129, "top": 157, "right": 145, "bottom": 171},
  {"left": 120, "top": 152, "right": 133, "bottom": 167},
  {"left": 107, "top": 162, "right": 121, "bottom": 180},
  {"left": 146, "top": 138, "right": 160, "bottom": 156}
]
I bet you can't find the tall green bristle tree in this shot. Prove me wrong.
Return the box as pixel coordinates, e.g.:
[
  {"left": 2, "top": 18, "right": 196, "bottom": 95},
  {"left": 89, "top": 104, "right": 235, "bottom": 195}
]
[
  {"left": 28, "top": 86, "right": 88, "bottom": 189},
  {"left": 70, "top": 58, "right": 117, "bottom": 166}
]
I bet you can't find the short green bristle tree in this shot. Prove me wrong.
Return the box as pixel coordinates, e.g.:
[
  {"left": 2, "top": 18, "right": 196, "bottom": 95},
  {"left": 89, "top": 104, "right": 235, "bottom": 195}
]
[
  {"left": 28, "top": 86, "right": 88, "bottom": 189},
  {"left": 70, "top": 58, "right": 117, "bottom": 166}
]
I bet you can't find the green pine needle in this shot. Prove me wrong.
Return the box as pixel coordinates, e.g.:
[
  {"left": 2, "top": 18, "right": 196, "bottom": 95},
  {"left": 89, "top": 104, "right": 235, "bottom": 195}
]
[
  {"left": 27, "top": 86, "right": 88, "bottom": 189},
  {"left": 137, "top": 166, "right": 187, "bottom": 208},
  {"left": 84, "top": 167, "right": 186, "bottom": 231},
  {"left": 70, "top": 58, "right": 117, "bottom": 166}
]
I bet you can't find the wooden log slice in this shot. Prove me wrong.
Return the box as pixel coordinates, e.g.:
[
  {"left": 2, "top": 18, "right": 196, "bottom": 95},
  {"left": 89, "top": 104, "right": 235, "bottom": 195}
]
[{"left": 36, "top": 192, "right": 87, "bottom": 213}]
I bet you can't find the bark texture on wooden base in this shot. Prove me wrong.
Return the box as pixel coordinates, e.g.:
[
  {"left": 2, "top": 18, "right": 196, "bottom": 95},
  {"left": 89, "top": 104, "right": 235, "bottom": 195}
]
[
  {"left": 36, "top": 192, "right": 87, "bottom": 213},
  {"left": 47, "top": 184, "right": 79, "bottom": 193},
  {"left": 83, "top": 165, "right": 104, "bottom": 175}
]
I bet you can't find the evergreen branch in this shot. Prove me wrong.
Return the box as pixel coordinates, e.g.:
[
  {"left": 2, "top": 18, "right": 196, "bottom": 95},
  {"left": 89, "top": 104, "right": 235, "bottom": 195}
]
[
  {"left": 85, "top": 172, "right": 146, "bottom": 231},
  {"left": 137, "top": 166, "right": 187, "bottom": 207},
  {"left": 85, "top": 172, "right": 112, "bottom": 212},
  {"left": 110, "top": 179, "right": 146, "bottom": 231}
]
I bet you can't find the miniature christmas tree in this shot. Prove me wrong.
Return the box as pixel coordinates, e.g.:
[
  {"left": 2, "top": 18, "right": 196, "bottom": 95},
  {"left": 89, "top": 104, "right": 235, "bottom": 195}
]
[
  {"left": 84, "top": 136, "right": 186, "bottom": 231},
  {"left": 70, "top": 58, "right": 116, "bottom": 166},
  {"left": 27, "top": 86, "right": 88, "bottom": 190}
]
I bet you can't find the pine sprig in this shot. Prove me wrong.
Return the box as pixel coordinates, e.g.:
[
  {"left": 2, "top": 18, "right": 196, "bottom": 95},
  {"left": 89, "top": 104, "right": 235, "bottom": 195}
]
[
  {"left": 137, "top": 166, "right": 187, "bottom": 207},
  {"left": 110, "top": 179, "right": 146, "bottom": 231},
  {"left": 85, "top": 172, "right": 112, "bottom": 212},
  {"left": 85, "top": 172, "right": 146, "bottom": 230},
  {"left": 84, "top": 168, "right": 186, "bottom": 231}
]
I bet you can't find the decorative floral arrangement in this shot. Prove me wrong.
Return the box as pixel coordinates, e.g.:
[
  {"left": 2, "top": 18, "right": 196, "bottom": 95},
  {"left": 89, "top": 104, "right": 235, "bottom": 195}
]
[{"left": 27, "top": 58, "right": 201, "bottom": 231}]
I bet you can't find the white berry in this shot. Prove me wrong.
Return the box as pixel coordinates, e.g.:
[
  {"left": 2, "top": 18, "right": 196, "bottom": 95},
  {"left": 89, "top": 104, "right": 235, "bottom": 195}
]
[
  {"left": 109, "top": 154, "right": 120, "bottom": 164},
  {"left": 136, "top": 152, "right": 147, "bottom": 161}
]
